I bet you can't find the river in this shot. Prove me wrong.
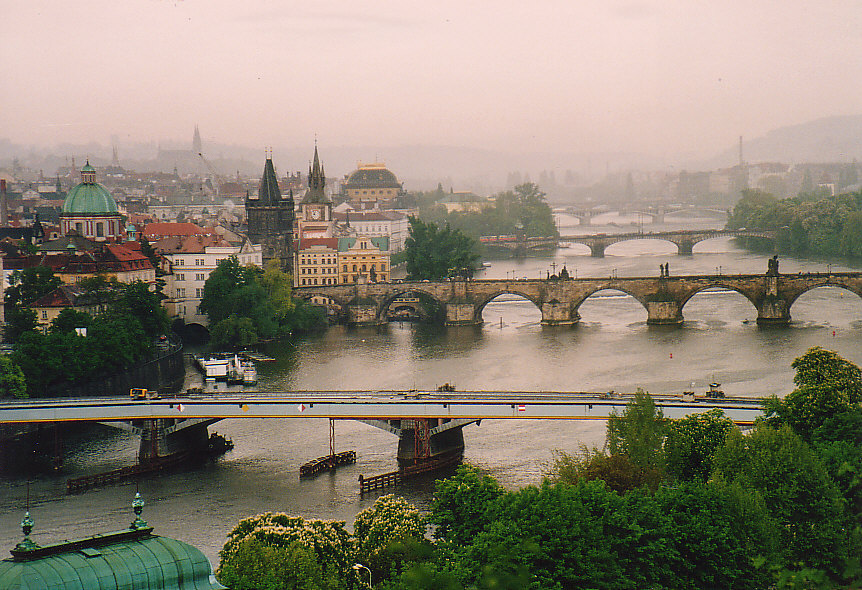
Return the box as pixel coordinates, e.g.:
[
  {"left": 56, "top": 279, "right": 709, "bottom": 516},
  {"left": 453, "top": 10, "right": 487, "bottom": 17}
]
[{"left": 3, "top": 211, "right": 862, "bottom": 565}]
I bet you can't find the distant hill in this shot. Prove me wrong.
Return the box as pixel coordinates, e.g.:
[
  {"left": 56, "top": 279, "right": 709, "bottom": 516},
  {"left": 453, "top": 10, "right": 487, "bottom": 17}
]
[{"left": 707, "top": 115, "right": 862, "bottom": 167}]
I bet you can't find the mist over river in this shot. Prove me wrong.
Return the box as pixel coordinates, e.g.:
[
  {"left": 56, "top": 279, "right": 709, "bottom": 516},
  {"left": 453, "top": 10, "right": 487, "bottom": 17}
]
[{"left": 3, "top": 212, "right": 862, "bottom": 565}]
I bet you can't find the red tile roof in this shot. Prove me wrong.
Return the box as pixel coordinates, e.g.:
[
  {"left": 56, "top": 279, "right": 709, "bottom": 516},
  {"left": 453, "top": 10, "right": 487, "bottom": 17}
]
[{"left": 143, "top": 222, "right": 208, "bottom": 238}]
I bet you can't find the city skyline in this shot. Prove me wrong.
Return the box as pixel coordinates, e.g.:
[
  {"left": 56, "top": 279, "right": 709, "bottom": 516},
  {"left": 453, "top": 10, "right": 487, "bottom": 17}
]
[{"left": 3, "top": 1, "right": 862, "bottom": 163}]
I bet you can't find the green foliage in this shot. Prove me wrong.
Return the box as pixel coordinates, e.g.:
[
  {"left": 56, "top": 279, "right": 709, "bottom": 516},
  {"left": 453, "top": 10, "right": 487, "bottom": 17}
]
[
  {"left": 354, "top": 494, "right": 426, "bottom": 559},
  {"left": 712, "top": 425, "right": 853, "bottom": 580},
  {"left": 416, "top": 183, "right": 558, "bottom": 241},
  {"left": 217, "top": 538, "right": 339, "bottom": 590},
  {"left": 727, "top": 187, "right": 862, "bottom": 257},
  {"left": 764, "top": 347, "right": 862, "bottom": 441},
  {"left": 219, "top": 512, "right": 356, "bottom": 588},
  {"left": 4, "top": 307, "right": 37, "bottom": 343},
  {"left": 200, "top": 256, "right": 324, "bottom": 348},
  {"left": 606, "top": 389, "right": 666, "bottom": 470},
  {"left": 404, "top": 217, "right": 479, "bottom": 280},
  {"left": 113, "top": 281, "right": 169, "bottom": 337},
  {"left": 429, "top": 464, "right": 505, "bottom": 547},
  {"left": 0, "top": 355, "right": 27, "bottom": 398},
  {"left": 664, "top": 409, "right": 734, "bottom": 481},
  {"left": 549, "top": 446, "right": 663, "bottom": 493},
  {"left": 5, "top": 266, "right": 62, "bottom": 308},
  {"left": 49, "top": 309, "right": 93, "bottom": 335}
]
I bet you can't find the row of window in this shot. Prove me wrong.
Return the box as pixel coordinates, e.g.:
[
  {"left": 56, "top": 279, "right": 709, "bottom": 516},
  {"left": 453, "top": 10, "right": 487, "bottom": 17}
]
[
  {"left": 298, "top": 274, "right": 389, "bottom": 286},
  {"left": 175, "top": 273, "right": 208, "bottom": 281},
  {"left": 175, "top": 288, "right": 205, "bottom": 298}
]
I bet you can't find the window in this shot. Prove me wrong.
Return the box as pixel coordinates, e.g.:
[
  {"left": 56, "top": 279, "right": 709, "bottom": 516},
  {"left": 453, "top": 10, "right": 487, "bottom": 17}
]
[
  {"left": 176, "top": 259, "right": 185, "bottom": 266},
  {"left": 96, "top": 222, "right": 104, "bottom": 237},
  {"left": 176, "top": 273, "right": 185, "bottom": 281},
  {"left": 41, "top": 310, "right": 47, "bottom": 319},
  {"left": 381, "top": 264, "right": 386, "bottom": 271},
  {"left": 302, "top": 278, "right": 306, "bottom": 285},
  {"left": 343, "top": 265, "right": 348, "bottom": 272},
  {"left": 196, "top": 288, "right": 204, "bottom": 297},
  {"left": 177, "top": 288, "right": 186, "bottom": 297},
  {"left": 75, "top": 222, "right": 83, "bottom": 234},
  {"left": 353, "top": 264, "right": 357, "bottom": 272},
  {"left": 196, "top": 273, "right": 206, "bottom": 281}
]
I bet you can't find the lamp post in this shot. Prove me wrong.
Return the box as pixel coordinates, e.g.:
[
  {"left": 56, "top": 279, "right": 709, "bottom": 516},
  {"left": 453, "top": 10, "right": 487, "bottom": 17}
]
[{"left": 353, "top": 563, "right": 372, "bottom": 588}]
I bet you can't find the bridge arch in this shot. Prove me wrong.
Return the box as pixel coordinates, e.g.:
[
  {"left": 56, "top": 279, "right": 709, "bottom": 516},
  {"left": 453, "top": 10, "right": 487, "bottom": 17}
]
[
  {"left": 679, "top": 283, "right": 760, "bottom": 312},
  {"left": 473, "top": 290, "right": 543, "bottom": 322},
  {"left": 573, "top": 286, "right": 650, "bottom": 320},
  {"left": 376, "top": 288, "right": 445, "bottom": 321},
  {"left": 292, "top": 290, "right": 350, "bottom": 309},
  {"left": 603, "top": 237, "right": 679, "bottom": 257},
  {"left": 784, "top": 280, "right": 862, "bottom": 309}
]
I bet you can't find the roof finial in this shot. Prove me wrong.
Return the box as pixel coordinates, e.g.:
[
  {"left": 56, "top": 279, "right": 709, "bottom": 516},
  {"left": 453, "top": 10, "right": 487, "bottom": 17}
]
[
  {"left": 130, "top": 492, "right": 148, "bottom": 530},
  {"left": 16, "top": 482, "right": 39, "bottom": 551}
]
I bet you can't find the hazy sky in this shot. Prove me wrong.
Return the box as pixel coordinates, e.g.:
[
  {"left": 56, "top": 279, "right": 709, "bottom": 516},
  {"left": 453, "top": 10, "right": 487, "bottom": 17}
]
[{"left": 3, "top": 0, "right": 862, "bottom": 159}]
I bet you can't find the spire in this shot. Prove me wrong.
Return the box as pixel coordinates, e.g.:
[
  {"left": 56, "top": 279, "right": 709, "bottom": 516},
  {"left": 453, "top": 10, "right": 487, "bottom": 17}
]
[
  {"left": 112, "top": 145, "right": 119, "bottom": 165},
  {"left": 257, "top": 155, "right": 282, "bottom": 205},
  {"left": 193, "top": 124, "right": 202, "bottom": 153},
  {"left": 304, "top": 145, "right": 328, "bottom": 204},
  {"left": 130, "top": 492, "right": 149, "bottom": 530}
]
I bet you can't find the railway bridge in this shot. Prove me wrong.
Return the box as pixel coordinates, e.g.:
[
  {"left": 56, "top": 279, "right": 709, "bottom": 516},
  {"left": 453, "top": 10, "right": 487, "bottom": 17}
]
[{"left": 294, "top": 267, "right": 862, "bottom": 327}]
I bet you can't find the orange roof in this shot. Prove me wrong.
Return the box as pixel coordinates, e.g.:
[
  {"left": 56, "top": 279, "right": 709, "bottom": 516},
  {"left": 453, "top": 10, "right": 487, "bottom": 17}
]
[
  {"left": 296, "top": 237, "right": 338, "bottom": 250},
  {"left": 143, "top": 222, "right": 208, "bottom": 238},
  {"left": 151, "top": 234, "right": 232, "bottom": 254}
]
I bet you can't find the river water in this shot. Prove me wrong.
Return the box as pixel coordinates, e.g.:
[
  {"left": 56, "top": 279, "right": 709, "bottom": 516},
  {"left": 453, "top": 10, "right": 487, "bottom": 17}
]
[{"left": 3, "top": 211, "right": 862, "bottom": 565}]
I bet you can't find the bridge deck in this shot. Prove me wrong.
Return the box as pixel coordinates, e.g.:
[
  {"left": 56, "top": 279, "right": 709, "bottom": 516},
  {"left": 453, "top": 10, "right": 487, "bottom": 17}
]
[{"left": 0, "top": 391, "right": 765, "bottom": 424}]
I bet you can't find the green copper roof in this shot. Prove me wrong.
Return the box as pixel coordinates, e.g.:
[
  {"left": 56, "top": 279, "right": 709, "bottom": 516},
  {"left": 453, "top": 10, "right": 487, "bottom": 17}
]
[
  {"left": 81, "top": 162, "right": 96, "bottom": 173},
  {"left": 63, "top": 182, "right": 118, "bottom": 214},
  {"left": 0, "top": 528, "right": 225, "bottom": 590}
]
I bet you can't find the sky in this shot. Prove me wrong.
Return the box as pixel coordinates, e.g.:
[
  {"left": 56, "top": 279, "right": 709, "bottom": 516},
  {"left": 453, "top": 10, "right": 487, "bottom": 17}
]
[{"left": 3, "top": 0, "right": 862, "bottom": 160}]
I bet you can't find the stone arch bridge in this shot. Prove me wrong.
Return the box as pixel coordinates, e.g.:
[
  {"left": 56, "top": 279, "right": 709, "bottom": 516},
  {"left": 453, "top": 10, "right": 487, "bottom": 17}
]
[{"left": 294, "top": 270, "right": 862, "bottom": 327}]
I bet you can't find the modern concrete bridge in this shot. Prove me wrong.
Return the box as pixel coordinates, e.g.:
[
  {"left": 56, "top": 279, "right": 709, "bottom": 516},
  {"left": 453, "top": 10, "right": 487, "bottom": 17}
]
[
  {"left": 0, "top": 391, "right": 764, "bottom": 468},
  {"left": 295, "top": 268, "right": 862, "bottom": 327}
]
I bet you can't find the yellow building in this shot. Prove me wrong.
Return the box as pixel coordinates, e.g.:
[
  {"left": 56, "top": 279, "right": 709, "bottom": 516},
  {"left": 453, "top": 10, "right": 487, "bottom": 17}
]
[
  {"left": 337, "top": 236, "right": 390, "bottom": 284},
  {"left": 294, "top": 238, "right": 340, "bottom": 287}
]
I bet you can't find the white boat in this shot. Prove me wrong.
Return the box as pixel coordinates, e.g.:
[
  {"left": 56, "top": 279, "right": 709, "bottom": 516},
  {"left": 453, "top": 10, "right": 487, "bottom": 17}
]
[
  {"left": 241, "top": 362, "right": 258, "bottom": 385},
  {"left": 195, "top": 356, "right": 229, "bottom": 380}
]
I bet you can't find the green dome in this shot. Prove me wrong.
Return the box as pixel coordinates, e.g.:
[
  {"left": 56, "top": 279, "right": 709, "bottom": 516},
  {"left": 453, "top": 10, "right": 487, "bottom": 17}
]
[{"left": 63, "top": 182, "right": 118, "bottom": 213}]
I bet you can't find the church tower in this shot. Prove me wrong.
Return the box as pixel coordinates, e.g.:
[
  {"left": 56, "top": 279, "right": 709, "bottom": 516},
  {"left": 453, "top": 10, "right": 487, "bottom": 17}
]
[
  {"left": 246, "top": 154, "right": 295, "bottom": 271},
  {"left": 297, "top": 145, "right": 333, "bottom": 240}
]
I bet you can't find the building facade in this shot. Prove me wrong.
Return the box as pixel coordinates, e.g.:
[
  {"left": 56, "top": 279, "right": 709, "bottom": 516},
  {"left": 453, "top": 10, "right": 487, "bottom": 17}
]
[{"left": 338, "top": 236, "right": 390, "bottom": 284}]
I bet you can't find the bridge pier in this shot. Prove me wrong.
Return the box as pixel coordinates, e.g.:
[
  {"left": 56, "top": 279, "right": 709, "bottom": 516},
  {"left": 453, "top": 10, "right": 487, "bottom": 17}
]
[
  {"left": 346, "top": 302, "right": 386, "bottom": 327},
  {"left": 138, "top": 419, "right": 210, "bottom": 463},
  {"left": 396, "top": 418, "right": 465, "bottom": 468},
  {"left": 541, "top": 300, "right": 578, "bottom": 326},
  {"left": 646, "top": 301, "right": 683, "bottom": 325},
  {"left": 590, "top": 243, "right": 606, "bottom": 257},
  {"left": 676, "top": 240, "right": 693, "bottom": 255},
  {"left": 756, "top": 299, "right": 791, "bottom": 326},
  {"left": 445, "top": 302, "right": 481, "bottom": 326}
]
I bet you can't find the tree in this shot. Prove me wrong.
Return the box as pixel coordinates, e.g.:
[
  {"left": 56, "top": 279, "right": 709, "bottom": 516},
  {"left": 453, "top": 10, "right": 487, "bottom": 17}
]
[
  {"left": 219, "top": 512, "right": 355, "bottom": 588},
  {"left": 49, "top": 309, "right": 93, "bottom": 335},
  {"left": 549, "top": 446, "right": 663, "bottom": 493},
  {"left": 404, "top": 217, "right": 479, "bottom": 280},
  {"left": 712, "top": 425, "right": 854, "bottom": 581},
  {"left": 606, "top": 389, "right": 666, "bottom": 470},
  {"left": 199, "top": 256, "right": 261, "bottom": 325},
  {"left": 0, "top": 355, "right": 26, "bottom": 399},
  {"left": 217, "top": 537, "right": 340, "bottom": 590},
  {"left": 5, "top": 266, "right": 62, "bottom": 308},
  {"left": 664, "top": 409, "right": 734, "bottom": 481},
  {"left": 429, "top": 464, "right": 505, "bottom": 547},
  {"left": 209, "top": 315, "right": 259, "bottom": 350},
  {"left": 763, "top": 347, "right": 862, "bottom": 441},
  {"left": 354, "top": 495, "right": 428, "bottom": 584},
  {"left": 4, "top": 307, "right": 38, "bottom": 343},
  {"left": 114, "top": 281, "right": 169, "bottom": 337}
]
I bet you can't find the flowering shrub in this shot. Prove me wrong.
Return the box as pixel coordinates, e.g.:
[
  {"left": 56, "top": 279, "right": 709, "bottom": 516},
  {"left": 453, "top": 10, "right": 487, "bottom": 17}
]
[{"left": 353, "top": 494, "right": 426, "bottom": 556}]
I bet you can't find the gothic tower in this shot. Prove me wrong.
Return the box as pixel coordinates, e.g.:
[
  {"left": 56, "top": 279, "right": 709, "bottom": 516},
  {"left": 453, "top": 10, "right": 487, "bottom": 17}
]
[
  {"left": 246, "top": 155, "right": 295, "bottom": 271},
  {"left": 192, "top": 124, "right": 202, "bottom": 154}
]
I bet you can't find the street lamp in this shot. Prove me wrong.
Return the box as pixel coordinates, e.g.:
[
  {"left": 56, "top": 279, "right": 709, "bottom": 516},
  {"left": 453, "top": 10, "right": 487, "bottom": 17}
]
[{"left": 353, "top": 563, "right": 372, "bottom": 588}]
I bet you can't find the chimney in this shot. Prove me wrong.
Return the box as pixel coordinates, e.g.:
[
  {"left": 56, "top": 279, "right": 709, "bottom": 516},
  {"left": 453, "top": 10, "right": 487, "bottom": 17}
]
[{"left": 0, "top": 179, "right": 8, "bottom": 227}]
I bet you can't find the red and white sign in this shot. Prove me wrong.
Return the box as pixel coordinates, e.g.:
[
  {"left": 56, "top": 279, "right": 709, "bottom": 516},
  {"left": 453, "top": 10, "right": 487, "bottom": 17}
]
[
  {"left": 298, "top": 404, "right": 306, "bottom": 412},
  {"left": 517, "top": 404, "right": 526, "bottom": 412},
  {"left": 177, "top": 404, "right": 185, "bottom": 412}
]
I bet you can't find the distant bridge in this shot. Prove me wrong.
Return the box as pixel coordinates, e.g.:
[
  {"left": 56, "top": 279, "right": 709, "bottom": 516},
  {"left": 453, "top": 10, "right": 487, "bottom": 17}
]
[
  {"left": 295, "top": 267, "right": 857, "bottom": 326},
  {"left": 481, "top": 229, "right": 775, "bottom": 256},
  {"left": 563, "top": 205, "right": 730, "bottom": 225}
]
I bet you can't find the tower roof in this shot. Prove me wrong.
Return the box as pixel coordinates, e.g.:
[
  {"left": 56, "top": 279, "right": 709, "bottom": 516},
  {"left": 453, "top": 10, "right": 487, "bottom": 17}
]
[
  {"left": 302, "top": 145, "right": 329, "bottom": 204},
  {"left": 257, "top": 157, "right": 282, "bottom": 205},
  {"left": 343, "top": 163, "right": 401, "bottom": 189}
]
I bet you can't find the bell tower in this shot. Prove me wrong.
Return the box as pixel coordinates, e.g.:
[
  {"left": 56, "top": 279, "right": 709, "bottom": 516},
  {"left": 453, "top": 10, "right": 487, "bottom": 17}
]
[{"left": 245, "top": 152, "right": 295, "bottom": 271}]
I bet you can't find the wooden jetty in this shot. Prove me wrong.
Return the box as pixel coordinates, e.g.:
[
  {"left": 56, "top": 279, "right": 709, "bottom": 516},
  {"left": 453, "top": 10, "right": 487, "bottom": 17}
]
[
  {"left": 299, "top": 450, "right": 356, "bottom": 478},
  {"left": 359, "top": 451, "right": 462, "bottom": 494}
]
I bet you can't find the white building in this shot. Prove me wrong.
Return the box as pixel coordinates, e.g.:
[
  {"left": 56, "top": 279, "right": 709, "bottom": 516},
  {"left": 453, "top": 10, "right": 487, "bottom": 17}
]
[
  {"left": 161, "top": 237, "right": 262, "bottom": 327},
  {"left": 331, "top": 210, "right": 409, "bottom": 252}
]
